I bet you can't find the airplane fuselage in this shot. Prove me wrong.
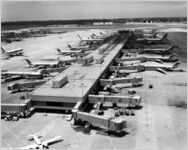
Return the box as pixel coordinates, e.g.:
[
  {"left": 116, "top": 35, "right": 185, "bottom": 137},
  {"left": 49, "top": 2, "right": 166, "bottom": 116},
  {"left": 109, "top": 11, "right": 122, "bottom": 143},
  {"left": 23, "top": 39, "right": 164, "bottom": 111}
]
[
  {"left": 33, "top": 135, "right": 42, "bottom": 145},
  {"left": 1, "top": 48, "right": 24, "bottom": 57}
]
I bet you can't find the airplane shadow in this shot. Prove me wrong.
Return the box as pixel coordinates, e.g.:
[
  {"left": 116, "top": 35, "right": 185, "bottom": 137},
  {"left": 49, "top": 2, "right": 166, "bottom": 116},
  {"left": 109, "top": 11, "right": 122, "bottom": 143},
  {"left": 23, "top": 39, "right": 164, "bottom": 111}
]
[
  {"left": 102, "top": 105, "right": 143, "bottom": 110},
  {"left": 126, "top": 105, "right": 143, "bottom": 110},
  {"left": 96, "top": 130, "right": 129, "bottom": 138},
  {"left": 72, "top": 125, "right": 129, "bottom": 137},
  {"left": 48, "top": 139, "right": 64, "bottom": 146},
  {"left": 72, "top": 126, "right": 91, "bottom": 135}
]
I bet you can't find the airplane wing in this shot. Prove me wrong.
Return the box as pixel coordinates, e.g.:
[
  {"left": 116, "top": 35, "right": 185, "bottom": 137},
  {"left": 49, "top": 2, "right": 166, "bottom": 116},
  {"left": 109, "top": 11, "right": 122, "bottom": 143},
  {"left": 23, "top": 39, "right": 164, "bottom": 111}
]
[
  {"left": 20, "top": 143, "right": 39, "bottom": 149},
  {"left": 1, "top": 55, "right": 10, "bottom": 59},
  {"left": 42, "top": 136, "right": 63, "bottom": 145},
  {"left": 153, "top": 59, "right": 163, "bottom": 64},
  {"left": 7, "top": 48, "right": 23, "bottom": 53},
  {"left": 156, "top": 68, "right": 166, "bottom": 74}
]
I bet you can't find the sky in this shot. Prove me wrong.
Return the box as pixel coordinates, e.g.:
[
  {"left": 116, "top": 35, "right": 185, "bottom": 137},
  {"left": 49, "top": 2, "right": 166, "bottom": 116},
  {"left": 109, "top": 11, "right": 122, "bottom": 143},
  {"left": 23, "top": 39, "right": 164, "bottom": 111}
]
[{"left": 1, "top": 1, "right": 187, "bottom": 22}]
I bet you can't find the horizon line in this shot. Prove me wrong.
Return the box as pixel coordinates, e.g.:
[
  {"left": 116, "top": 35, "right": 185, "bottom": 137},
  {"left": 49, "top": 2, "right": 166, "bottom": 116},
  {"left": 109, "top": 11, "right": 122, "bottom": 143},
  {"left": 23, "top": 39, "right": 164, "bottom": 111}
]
[{"left": 2, "top": 16, "right": 187, "bottom": 23}]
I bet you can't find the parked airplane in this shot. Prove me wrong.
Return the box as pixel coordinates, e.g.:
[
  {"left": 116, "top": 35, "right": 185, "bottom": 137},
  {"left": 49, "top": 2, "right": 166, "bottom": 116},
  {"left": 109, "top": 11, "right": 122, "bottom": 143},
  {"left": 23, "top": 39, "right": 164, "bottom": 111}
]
[
  {"left": 136, "top": 33, "right": 168, "bottom": 44},
  {"left": 90, "top": 33, "right": 107, "bottom": 39},
  {"left": 25, "top": 58, "right": 62, "bottom": 68},
  {"left": 21, "top": 133, "right": 63, "bottom": 149},
  {"left": 110, "top": 61, "right": 181, "bottom": 74},
  {"left": 57, "top": 48, "right": 89, "bottom": 57},
  {"left": 67, "top": 44, "right": 81, "bottom": 51},
  {"left": 125, "top": 45, "right": 175, "bottom": 55},
  {"left": 1, "top": 47, "right": 24, "bottom": 58},
  {"left": 141, "top": 45, "right": 175, "bottom": 54},
  {"left": 77, "top": 34, "right": 104, "bottom": 44},
  {"left": 67, "top": 44, "right": 89, "bottom": 51},
  {"left": 1, "top": 70, "right": 45, "bottom": 79},
  {"left": 117, "top": 53, "right": 178, "bottom": 63}
]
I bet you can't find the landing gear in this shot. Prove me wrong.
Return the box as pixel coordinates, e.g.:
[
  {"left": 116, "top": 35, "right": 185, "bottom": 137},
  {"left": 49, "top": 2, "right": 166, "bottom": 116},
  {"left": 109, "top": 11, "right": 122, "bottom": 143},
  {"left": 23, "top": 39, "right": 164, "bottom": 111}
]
[{"left": 83, "top": 123, "right": 91, "bottom": 133}]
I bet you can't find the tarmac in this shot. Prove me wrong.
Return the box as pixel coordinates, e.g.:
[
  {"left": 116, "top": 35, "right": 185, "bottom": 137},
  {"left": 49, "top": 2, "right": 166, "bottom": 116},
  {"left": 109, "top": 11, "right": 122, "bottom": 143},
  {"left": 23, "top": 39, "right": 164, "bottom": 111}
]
[{"left": 1, "top": 24, "right": 187, "bottom": 149}]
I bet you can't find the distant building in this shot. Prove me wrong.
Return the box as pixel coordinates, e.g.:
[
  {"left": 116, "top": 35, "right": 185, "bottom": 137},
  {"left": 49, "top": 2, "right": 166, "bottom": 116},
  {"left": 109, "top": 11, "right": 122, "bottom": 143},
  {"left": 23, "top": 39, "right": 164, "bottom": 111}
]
[
  {"left": 126, "top": 20, "right": 153, "bottom": 25},
  {"left": 63, "top": 24, "right": 78, "bottom": 27},
  {"left": 93, "top": 22, "right": 113, "bottom": 26}
]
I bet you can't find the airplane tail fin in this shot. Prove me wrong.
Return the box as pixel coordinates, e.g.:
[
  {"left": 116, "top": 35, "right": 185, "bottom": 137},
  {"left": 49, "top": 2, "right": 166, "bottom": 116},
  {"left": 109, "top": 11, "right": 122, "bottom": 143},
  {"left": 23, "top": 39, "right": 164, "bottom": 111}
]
[
  {"left": 173, "top": 61, "right": 180, "bottom": 68},
  {"left": 25, "top": 58, "right": 32, "bottom": 66},
  {"left": 1, "top": 47, "right": 6, "bottom": 54},
  {"left": 27, "top": 134, "right": 42, "bottom": 140},
  {"left": 168, "top": 53, "right": 177, "bottom": 61},
  {"left": 152, "top": 32, "right": 158, "bottom": 38},
  {"left": 167, "top": 45, "right": 175, "bottom": 52},
  {"left": 90, "top": 35, "right": 94, "bottom": 39},
  {"left": 161, "top": 33, "right": 168, "bottom": 41},
  {"left": 27, "top": 135, "right": 35, "bottom": 140},
  {"left": 67, "top": 44, "right": 72, "bottom": 49},
  {"left": 154, "top": 59, "right": 163, "bottom": 64},
  {"left": 77, "top": 34, "right": 82, "bottom": 40},
  {"left": 57, "top": 48, "right": 62, "bottom": 54}
]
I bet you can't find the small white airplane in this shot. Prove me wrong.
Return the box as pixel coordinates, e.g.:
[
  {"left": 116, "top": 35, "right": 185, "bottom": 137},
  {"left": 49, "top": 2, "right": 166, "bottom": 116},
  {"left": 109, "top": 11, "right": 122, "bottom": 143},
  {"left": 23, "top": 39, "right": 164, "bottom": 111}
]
[
  {"left": 1, "top": 47, "right": 24, "bottom": 58},
  {"left": 21, "top": 133, "right": 63, "bottom": 149}
]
